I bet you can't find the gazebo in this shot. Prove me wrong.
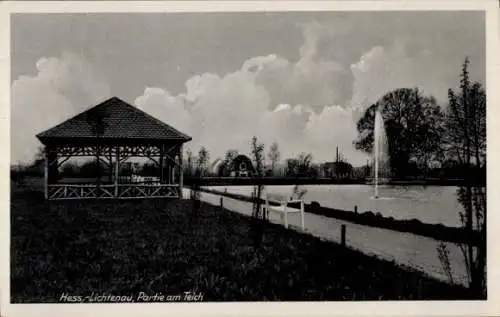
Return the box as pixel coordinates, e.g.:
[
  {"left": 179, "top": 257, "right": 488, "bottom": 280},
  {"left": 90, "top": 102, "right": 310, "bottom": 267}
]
[{"left": 36, "top": 97, "right": 192, "bottom": 200}]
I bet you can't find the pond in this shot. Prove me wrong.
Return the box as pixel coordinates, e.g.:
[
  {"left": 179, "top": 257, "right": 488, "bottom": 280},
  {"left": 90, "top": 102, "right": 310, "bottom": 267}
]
[{"left": 207, "top": 185, "right": 464, "bottom": 228}]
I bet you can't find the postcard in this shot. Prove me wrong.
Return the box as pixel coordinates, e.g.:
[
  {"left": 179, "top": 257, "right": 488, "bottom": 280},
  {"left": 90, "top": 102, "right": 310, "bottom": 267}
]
[{"left": 1, "top": 1, "right": 499, "bottom": 316}]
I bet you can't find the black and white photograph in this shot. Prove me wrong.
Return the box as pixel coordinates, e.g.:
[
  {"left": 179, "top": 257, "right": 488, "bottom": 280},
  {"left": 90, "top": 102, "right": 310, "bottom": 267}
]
[{"left": 2, "top": 1, "right": 499, "bottom": 316}]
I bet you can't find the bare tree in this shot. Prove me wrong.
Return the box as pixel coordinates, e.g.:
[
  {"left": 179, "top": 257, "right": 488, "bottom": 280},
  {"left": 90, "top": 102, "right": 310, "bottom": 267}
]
[
  {"left": 33, "top": 146, "right": 45, "bottom": 164},
  {"left": 267, "top": 142, "right": 280, "bottom": 176},
  {"left": 185, "top": 148, "right": 194, "bottom": 179},
  {"left": 292, "top": 153, "right": 312, "bottom": 201},
  {"left": 439, "top": 57, "right": 486, "bottom": 297},
  {"left": 292, "top": 184, "right": 308, "bottom": 200},
  {"left": 285, "top": 153, "right": 313, "bottom": 178},
  {"left": 197, "top": 146, "right": 210, "bottom": 177},
  {"left": 191, "top": 146, "right": 210, "bottom": 213},
  {"left": 297, "top": 152, "right": 313, "bottom": 177},
  {"left": 222, "top": 149, "right": 239, "bottom": 176},
  {"left": 250, "top": 136, "right": 265, "bottom": 248}
]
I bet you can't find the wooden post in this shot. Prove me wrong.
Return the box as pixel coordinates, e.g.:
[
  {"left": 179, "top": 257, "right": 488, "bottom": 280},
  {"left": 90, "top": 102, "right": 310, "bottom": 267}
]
[
  {"left": 220, "top": 196, "right": 223, "bottom": 209},
  {"left": 354, "top": 205, "right": 358, "bottom": 214},
  {"left": 172, "top": 163, "right": 176, "bottom": 184},
  {"left": 108, "top": 150, "right": 113, "bottom": 184},
  {"left": 96, "top": 143, "right": 101, "bottom": 193},
  {"left": 47, "top": 148, "right": 58, "bottom": 184},
  {"left": 265, "top": 192, "right": 269, "bottom": 220},
  {"left": 166, "top": 165, "right": 171, "bottom": 184},
  {"left": 341, "top": 224, "right": 346, "bottom": 247},
  {"left": 179, "top": 144, "right": 184, "bottom": 199},
  {"left": 159, "top": 144, "right": 164, "bottom": 183},
  {"left": 114, "top": 146, "right": 120, "bottom": 197},
  {"left": 44, "top": 148, "right": 48, "bottom": 200}
]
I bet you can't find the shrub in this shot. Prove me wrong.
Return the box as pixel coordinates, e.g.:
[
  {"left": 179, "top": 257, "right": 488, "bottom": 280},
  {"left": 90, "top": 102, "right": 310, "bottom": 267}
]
[{"left": 310, "top": 201, "right": 321, "bottom": 209}]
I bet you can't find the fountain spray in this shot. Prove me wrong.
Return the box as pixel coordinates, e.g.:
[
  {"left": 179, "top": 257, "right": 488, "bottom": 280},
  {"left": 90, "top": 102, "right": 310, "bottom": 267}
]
[{"left": 373, "top": 108, "right": 386, "bottom": 199}]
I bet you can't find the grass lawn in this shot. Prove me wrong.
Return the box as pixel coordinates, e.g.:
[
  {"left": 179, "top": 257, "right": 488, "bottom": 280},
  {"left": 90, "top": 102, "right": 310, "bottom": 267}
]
[{"left": 10, "top": 183, "right": 473, "bottom": 302}]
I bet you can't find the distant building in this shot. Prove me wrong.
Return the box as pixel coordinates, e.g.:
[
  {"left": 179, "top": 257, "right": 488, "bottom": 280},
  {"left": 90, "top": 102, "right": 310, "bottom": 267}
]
[
  {"left": 320, "top": 161, "right": 353, "bottom": 178},
  {"left": 211, "top": 158, "right": 224, "bottom": 176},
  {"left": 229, "top": 155, "right": 255, "bottom": 178},
  {"left": 321, "top": 162, "right": 335, "bottom": 178}
]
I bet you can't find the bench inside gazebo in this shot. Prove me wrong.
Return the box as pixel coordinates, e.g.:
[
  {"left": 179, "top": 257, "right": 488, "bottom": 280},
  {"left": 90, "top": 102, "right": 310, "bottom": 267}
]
[{"left": 36, "top": 97, "right": 192, "bottom": 200}]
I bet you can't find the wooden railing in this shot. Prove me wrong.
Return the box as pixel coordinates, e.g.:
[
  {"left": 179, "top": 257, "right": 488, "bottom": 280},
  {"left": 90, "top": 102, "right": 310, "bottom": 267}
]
[{"left": 47, "top": 183, "right": 180, "bottom": 200}]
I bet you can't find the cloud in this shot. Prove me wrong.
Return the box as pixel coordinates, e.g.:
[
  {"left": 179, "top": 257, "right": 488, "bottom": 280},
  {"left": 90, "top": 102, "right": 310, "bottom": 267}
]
[
  {"left": 349, "top": 38, "right": 470, "bottom": 115},
  {"left": 133, "top": 22, "right": 369, "bottom": 166},
  {"left": 12, "top": 19, "right": 482, "bottom": 168},
  {"left": 186, "top": 70, "right": 272, "bottom": 156},
  {"left": 133, "top": 26, "right": 477, "bottom": 167},
  {"left": 258, "top": 104, "right": 313, "bottom": 159},
  {"left": 11, "top": 52, "right": 111, "bottom": 164},
  {"left": 253, "top": 23, "right": 352, "bottom": 110},
  {"left": 135, "top": 87, "right": 191, "bottom": 133},
  {"left": 305, "top": 105, "right": 362, "bottom": 163}
]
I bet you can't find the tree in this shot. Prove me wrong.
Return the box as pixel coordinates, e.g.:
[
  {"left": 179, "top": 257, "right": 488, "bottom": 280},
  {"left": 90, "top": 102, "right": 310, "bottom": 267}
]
[
  {"left": 225, "top": 149, "right": 239, "bottom": 163},
  {"left": 190, "top": 146, "right": 210, "bottom": 214},
  {"left": 250, "top": 137, "right": 265, "bottom": 207},
  {"left": 197, "top": 146, "right": 210, "bottom": 177},
  {"left": 267, "top": 142, "right": 280, "bottom": 176},
  {"left": 79, "top": 159, "right": 107, "bottom": 178},
  {"left": 32, "top": 146, "right": 45, "bottom": 167},
  {"left": 414, "top": 95, "right": 446, "bottom": 176},
  {"left": 250, "top": 136, "right": 266, "bottom": 248},
  {"left": 141, "top": 163, "right": 159, "bottom": 177},
  {"left": 184, "top": 149, "right": 194, "bottom": 179},
  {"left": 12, "top": 147, "right": 46, "bottom": 180},
  {"left": 444, "top": 66, "right": 486, "bottom": 170},
  {"left": 284, "top": 153, "right": 313, "bottom": 177},
  {"left": 285, "top": 158, "right": 299, "bottom": 177},
  {"left": 292, "top": 184, "right": 308, "bottom": 200},
  {"left": 308, "top": 163, "right": 320, "bottom": 179},
  {"left": 221, "top": 149, "right": 239, "bottom": 176},
  {"left": 334, "top": 161, "right": 353, "bottom": 179},
  {"left": 61, "top": 162, "right": 79, "bottom": 177},
  {"left": 439, "top": 57, "right": 486, "bottom": 297},
  {"left": 297, "top": 152, "right": 313, "bottom": 177},
  {"left": 354, "top": 88, "right": 445, "bottom": 178},
  {"left": 286, "top": 153, "right": 312, "bottom": 204}
]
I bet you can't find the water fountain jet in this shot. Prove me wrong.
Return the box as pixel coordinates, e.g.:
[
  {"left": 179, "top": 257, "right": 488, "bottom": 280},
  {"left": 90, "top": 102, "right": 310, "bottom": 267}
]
[{"left": 373, "top": 108, "right": 390, "bottom": 199}]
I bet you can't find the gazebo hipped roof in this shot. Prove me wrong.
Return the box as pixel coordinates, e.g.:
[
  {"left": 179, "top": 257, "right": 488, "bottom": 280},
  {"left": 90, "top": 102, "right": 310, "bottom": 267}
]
[{"left": 36, "top": 97, "right": 192, "bottom": 145}]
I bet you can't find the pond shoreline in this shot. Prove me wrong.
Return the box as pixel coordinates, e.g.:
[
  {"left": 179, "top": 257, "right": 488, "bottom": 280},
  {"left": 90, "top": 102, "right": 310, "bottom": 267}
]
[
  {"left": 199, "top": 187, "right": 479, "bottom": 246},
  {"left": 185, "top": 177, "right": 484, "bottom": 187}
]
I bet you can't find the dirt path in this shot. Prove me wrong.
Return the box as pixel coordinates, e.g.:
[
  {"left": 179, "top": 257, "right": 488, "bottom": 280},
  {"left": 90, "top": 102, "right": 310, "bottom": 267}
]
[{"left": 186, "top": 189, "right": 469, "bottom": 286}]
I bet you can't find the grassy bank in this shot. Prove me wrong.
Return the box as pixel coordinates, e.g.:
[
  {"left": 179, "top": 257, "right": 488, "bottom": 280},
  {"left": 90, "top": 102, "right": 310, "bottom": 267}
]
[
  {"left": 11, "top": 183, "right": 477, "bottom": 302},
  {"left": 201, "top": 187, "right": 480, "bottom": 246}
]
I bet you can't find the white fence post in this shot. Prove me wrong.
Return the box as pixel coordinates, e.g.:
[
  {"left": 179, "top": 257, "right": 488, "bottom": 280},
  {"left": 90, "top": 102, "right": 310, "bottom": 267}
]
[
  {"left": 283, "top": 201, "right": 288, "bottom": 229},
  {"left": 300, "top": 200, "right": 305, "bottom": 230}
]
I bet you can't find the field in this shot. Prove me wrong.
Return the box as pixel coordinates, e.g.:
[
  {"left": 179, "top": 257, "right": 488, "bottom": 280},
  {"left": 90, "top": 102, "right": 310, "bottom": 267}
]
[{"left": 10, "top": 180, "right": 474, "bottom": 302}]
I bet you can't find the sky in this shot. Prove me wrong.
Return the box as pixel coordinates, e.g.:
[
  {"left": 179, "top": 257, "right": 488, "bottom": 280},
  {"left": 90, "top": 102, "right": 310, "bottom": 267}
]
[{"left": 11, "top": 11, "right": 485, "bottom": 166}]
